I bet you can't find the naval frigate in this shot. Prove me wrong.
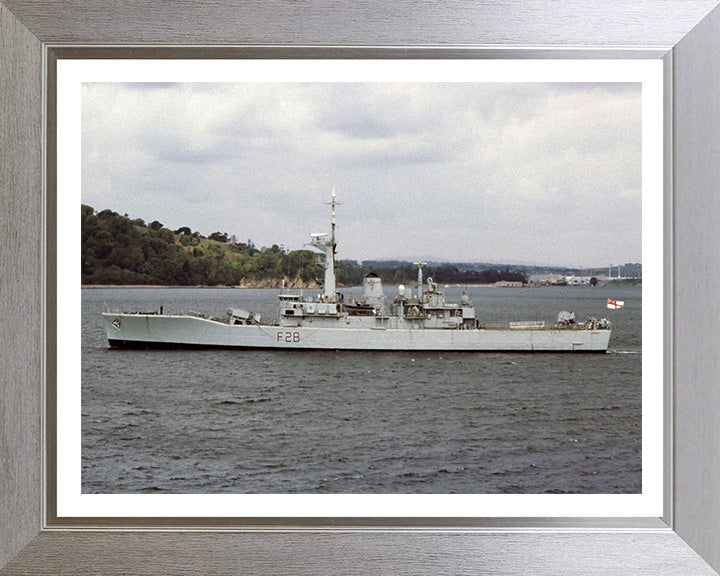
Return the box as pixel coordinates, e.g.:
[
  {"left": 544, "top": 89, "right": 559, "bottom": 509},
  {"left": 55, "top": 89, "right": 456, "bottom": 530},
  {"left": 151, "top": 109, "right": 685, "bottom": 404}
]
[{"left": 102, "top": 193, "right": 612, "bottom": 352}]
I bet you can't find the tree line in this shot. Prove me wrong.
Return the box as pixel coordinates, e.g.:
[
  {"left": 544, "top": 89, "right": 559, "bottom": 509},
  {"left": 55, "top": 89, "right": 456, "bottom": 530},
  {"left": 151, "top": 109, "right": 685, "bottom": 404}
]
[{"left": 81, "top": 205, "right": 528, "bottom": 287}]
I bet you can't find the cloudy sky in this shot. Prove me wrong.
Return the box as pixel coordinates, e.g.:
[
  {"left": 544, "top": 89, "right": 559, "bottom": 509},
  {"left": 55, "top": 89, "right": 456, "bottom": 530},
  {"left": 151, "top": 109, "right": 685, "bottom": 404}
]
[{"left": 82, "top": 81, "right": 641, "bottom": 267}]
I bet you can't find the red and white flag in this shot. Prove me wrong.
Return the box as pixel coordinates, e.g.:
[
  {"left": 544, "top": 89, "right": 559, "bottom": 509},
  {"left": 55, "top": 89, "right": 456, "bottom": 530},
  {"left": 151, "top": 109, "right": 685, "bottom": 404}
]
[{"left": 607, "top": 298, "right": 625, "bottom": 310}]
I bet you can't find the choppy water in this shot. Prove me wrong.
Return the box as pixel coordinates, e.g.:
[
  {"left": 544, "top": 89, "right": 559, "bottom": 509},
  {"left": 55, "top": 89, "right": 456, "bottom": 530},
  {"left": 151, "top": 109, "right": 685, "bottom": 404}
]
[{"left": 82, "top": 285, "right": 641, "bottom": 494}]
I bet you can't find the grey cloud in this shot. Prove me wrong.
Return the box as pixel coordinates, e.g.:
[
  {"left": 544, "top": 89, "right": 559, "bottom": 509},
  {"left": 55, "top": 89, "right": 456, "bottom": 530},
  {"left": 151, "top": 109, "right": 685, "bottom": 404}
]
[
  {"left": 119, "top": 82, "right": 183, "bottom": 91},
  {"left": 82, "top": 81, "right": 642, "bottom": 267}
]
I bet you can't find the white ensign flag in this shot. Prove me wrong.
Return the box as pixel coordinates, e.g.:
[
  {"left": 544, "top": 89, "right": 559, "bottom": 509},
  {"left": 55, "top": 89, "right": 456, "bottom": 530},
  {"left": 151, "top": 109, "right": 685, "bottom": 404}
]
[{"left": 607, "top": 298, "right": 625, "bottom": 310}]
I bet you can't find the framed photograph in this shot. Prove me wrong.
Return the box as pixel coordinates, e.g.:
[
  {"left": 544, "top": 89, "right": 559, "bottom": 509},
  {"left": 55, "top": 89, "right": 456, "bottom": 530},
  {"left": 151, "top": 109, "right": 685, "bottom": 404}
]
[
  {"left": 57, "top": 58, "right": 662, "bottom": 522},
  {"left": 2, "top": 2, "right": 720, "bottom": 575}
]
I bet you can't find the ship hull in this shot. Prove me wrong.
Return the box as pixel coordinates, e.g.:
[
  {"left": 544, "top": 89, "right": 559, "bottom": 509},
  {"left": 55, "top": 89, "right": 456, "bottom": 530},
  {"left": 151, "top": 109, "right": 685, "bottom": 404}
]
[{"left": 103, "top": 313, "right": 611, "bottom": 352}]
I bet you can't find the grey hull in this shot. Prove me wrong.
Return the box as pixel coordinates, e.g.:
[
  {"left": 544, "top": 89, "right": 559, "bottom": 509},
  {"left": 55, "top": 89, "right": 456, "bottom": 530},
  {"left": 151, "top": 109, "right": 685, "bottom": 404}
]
[{"left": 102, "top": 313, "right": 611, "bottom": 352}]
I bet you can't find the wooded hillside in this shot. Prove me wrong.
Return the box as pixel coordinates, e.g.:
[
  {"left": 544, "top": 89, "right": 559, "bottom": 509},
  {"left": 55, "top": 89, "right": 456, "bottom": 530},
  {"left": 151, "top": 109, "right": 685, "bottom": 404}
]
[{"left": 81, "top": 205, "right": 528, "bottom": 287}]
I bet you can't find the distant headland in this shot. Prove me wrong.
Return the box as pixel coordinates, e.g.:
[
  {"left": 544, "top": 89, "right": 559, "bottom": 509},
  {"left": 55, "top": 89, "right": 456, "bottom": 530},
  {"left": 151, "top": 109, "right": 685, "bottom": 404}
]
[{"left": 81, "top": 205, "right": 639, "bottom": 288}]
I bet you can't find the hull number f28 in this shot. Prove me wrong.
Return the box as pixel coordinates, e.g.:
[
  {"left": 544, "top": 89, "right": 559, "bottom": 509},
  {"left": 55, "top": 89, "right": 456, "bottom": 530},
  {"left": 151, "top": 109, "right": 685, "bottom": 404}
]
[{"left": 277, "top": 331, "right": 300, "bottom": 343}]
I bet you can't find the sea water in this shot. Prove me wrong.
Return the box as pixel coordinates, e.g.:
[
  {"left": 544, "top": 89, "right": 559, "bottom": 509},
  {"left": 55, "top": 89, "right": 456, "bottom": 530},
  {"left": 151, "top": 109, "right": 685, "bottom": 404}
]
[{"left": 81, "top": 285, "right": 641, "bottom": 494}]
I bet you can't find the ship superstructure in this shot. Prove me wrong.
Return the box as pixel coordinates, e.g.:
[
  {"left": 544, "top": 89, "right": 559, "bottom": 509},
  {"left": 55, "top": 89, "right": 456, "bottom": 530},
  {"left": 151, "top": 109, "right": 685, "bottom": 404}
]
[{"left": 102, "top": 193, "right": 612, "bottom": 352}]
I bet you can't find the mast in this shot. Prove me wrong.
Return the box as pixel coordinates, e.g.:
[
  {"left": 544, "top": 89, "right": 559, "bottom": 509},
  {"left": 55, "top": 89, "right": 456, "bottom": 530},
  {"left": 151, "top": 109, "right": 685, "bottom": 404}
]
[
  {"left": 326, "top": 188, "right": 338, "bottom": 299},
  {"left": 415, "top": 261, "right": 426, "bottom": 301},
  {"left": 311, "top": 189, "right": 341, "bottom": 301},
  {"left": 330, "top": 187, "right": 337, "bottom": 274}
]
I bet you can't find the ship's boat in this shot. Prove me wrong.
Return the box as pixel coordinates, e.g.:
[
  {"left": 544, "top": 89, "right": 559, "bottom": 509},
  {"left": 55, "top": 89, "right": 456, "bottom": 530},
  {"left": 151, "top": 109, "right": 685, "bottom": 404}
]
[{"left": 102, "top": 193, "right": 611, "bottom": 352}]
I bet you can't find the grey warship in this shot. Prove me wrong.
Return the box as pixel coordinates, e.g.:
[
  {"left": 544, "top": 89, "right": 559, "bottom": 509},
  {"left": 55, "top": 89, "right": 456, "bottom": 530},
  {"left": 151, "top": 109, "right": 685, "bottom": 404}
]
[{"left": 102, "top": 193, "right": 612, "bottom": 352}]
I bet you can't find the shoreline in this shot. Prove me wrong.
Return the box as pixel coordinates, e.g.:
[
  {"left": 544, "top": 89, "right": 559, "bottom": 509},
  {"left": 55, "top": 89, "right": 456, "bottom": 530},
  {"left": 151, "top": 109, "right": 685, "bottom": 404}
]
[
  {"left": 82, "top": 283, "right": 638, "bottom": 290},
  {"left": 83, "top": 284, "right": 267, "bottom": 289}
]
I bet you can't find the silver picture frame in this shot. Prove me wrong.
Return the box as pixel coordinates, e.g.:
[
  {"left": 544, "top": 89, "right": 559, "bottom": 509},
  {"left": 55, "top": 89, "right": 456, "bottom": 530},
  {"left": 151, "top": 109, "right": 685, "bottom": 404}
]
[{"left": 2, "top": 1, "right": 720, "bottom": 574}]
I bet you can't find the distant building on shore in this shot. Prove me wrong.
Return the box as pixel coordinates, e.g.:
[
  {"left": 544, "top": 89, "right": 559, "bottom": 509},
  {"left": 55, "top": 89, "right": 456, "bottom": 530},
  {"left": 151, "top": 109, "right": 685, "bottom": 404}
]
[
  {"left": 529, "top": 274, "right": 596, "bottom": 286},
  {"left": 565, "top": 276, "right": 591, "bottom": 286}
]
